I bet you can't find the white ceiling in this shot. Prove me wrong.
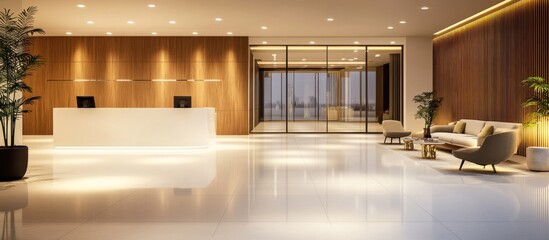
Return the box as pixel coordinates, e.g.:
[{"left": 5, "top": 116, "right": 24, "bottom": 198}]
[{"left": 20, "top": 0, "right": 502, "bottom": 37}]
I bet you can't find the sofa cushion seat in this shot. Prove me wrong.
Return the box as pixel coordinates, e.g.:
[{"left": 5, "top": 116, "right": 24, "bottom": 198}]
[{"left": 431, "top": 132, "right": 478, "bottom": 147}]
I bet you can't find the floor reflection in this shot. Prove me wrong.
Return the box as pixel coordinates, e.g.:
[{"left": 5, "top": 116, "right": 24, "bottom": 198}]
[{"left": 0, "top": 135, "right": 548, "bottom": 240}]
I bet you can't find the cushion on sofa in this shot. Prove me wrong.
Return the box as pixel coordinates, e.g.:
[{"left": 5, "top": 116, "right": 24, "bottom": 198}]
[
  {"left": 431, "top": 132, "right": 457, "bottom": 142},
  {"left": 461, "top": 119, "right": 486, "bottom": 135},
  {"left": 477, "top": 125, "right": 495, "bottom": 145},
  {"left": 453, "top": 121, "right": 466, "bottom": 133}
]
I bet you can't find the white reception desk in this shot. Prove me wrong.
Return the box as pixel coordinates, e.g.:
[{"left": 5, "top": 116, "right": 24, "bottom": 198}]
[{"left": 53, "top": 108, "right": 216, "bottom": 148}]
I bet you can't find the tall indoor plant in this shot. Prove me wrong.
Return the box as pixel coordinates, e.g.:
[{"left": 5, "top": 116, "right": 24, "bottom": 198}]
[
  {"left": 0, "top": 6, "right": 44, "bottom": 181},
  {"left": 413, "top": 91, "right": 443, "bottom": 138},
  {"left": 522, "top": 76, "right": 549, "bottom": 127}
]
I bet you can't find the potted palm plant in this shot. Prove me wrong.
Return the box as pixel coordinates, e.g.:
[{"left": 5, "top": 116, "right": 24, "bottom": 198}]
[
  {"left": 413, "top": 91, "right": 443, "bottom": 138},
  {"left": 522, "top": 76, "right": 549, "bottom": 171},
  {"left": 0, "top": 6, "right": 44, "bottom": 181}
]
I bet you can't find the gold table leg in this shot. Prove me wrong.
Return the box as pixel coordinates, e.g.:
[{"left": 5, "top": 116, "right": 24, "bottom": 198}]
[
  {"left": 421, "top": 144, "right": 437, "bottom": 159},
  {"left": 404, "top": 140, "right": 414, "bottom": 150}
]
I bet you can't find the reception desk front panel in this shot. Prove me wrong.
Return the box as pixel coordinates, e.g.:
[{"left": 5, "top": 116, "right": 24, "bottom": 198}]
[{"left": 53, "top": 108, "right": 216, "bottom": 148}]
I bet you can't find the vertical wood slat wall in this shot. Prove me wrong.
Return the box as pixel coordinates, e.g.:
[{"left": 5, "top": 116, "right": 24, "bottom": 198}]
[
  {"left": 389, "top": 54, "right": 402, "bottom": 121},
  {"left": 24, "top": 36, "right": 249, "bottom": 135},
  {"left": 433, "top": 0, "right": 549, "bottom": 155}
]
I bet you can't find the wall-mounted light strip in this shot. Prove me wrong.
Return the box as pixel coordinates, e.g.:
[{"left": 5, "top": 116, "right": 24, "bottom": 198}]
[
  {"left": 434, "top": 0, "right": 517, "bottom": 36},
  {"left": 47, "top": 79, "right": 223, "bottom": 82}
]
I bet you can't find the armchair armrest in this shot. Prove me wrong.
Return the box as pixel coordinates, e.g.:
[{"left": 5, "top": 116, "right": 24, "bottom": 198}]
[{"left": 430, "top": 125, "right": 454, "bottom": 133}]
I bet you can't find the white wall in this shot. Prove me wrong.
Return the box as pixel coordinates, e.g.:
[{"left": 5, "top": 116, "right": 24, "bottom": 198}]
[
  {"left": 0, "top": 0, "right": 23, "bottom": 146},
  {"left": 403, "top": 37, "right": 433, "bottom": 133}
]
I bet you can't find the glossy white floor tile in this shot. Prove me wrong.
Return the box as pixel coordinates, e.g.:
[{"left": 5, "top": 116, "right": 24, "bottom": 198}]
[{"left": 1, "top": 134, "right": 548, "bottom": 240}]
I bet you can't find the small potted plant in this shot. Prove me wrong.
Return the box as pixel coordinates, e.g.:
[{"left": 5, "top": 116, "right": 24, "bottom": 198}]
[
  {"left": 413, "top": 92, "right": 443, "bottom": 138},
  {"left": 0, "top": 6, "right": 44, "bottom": 181},
  {"left": 522, "top": 76, "right": 549, "bottom": 171}
]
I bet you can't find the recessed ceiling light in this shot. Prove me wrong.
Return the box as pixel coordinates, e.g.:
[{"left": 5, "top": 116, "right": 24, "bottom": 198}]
[
  {"left": 390, "top": 41, "right": 396, "bottom": 44},
  {"left": 421, "top": 6, "right": 429, "bottom": 10},
  {"left": 375, "top": 54, "right": 381, "bottom": 57},
  {"left": 353, "top": 50, "right": 358, "bottom": 53},
  {"left": 215, "top": 17, "right": 223, "bottom": 21},
  {"left": 169, "top": 20, "right": 176, "bottom": 24},
  {"left": 354, "top": 41, "right": 359, "bottom": 44},
  {"left": 66, "top": 32, "right": 72, "bottom": 35},
  {"left": 272, "top": 54, "right": 277, "bottom": 57},
  {"left": 387, "top": 26, "right": 394, "bottom": 30},
  {"left": 309, "top": 41, "right": 315, "bottom": 44},
  {"left": 262, "top": 41, "right": 268, "bottom": 44},
  {"left": 86, "top": 20, "right": 94, "bottom": 24},
  {"left": 227, "top": 32, "right": 233, "bottom": 35},
  {"left": 148, "top": 4, "right": 156, "bottom": 8},
  {"left": 327, "top": 18, "right": 334, "bottom": 22},
  {"left": 354, "top": 57, "right": 358, "bottom": 60},
  {"left": 76, "top": 4, "right": 85, "bottom": 8},
  {"left": 127, "top": 20, "right": 135, "bottom": 24},
  {"left": 106, "top": 32, "right": 112, "bottom": 35},
  {"left": 151, "top": 32, "right": 157, "bottom": 35},
  {"left": 261, "top": 26, "right": 268, "bottom": 30},
  {"left": 341, "top": 58, "right": 346, "bottom": 60},
  {"left": 302, "top": 58, "right": 306, "bottom": 61},
  {"left": 192, "top": 32, "right": 198, "bottom": 35},
  {"left": 399, "top": 20, "right": 407, "bottom": 24}
]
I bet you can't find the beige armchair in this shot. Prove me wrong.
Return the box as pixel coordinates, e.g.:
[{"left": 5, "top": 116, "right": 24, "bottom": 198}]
[
  {"left": 452, "top": 131, "right": 517, "bottom": 173},
  {"left": 382, "top": 120, "right": 411, "bottom": 144}
]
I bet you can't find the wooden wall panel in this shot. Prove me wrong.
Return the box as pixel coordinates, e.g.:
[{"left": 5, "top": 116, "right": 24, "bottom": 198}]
[
  {"left": 24, "top": 36, "right": 249, "bottom": 135},
  {"left": 433, "top": 0, "right": 549, "bottom": 155}
]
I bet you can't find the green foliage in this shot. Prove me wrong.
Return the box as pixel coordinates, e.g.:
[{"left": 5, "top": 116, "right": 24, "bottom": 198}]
[
  {"left": 0, "top": 6, "right": 44, "bottom": 147},
  {"left": 413, "top": 92, "right": 443, "bottom": 129},
  {"left": 522, "top": 76, "right": 549, "bottom": 127}
]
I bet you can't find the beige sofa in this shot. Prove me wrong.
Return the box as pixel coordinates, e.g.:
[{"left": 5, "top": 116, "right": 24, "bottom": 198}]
[{"left": 430, "top": 119, "right": 521, "bottom": 152}]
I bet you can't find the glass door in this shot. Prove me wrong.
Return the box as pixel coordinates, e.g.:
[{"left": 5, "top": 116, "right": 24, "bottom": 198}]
[{"left": 287, "top": 46, "right": 327, "bottom": 132}]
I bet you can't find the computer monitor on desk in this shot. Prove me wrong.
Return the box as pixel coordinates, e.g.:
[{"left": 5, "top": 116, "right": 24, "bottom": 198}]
[
  {"left": 77, "top": 96, "right": 96, "bottom": 108},
  {"left": 174, "top": 96, "right": 192, "bottom": 108}
]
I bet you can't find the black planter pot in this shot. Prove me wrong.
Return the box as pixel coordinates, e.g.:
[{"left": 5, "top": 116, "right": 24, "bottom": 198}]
[
  {"left": 423, "top": 127, "right": 432, "bottom": 139},
  {"left": 0, "top": 146, "right": 29, "bottom": 181}
]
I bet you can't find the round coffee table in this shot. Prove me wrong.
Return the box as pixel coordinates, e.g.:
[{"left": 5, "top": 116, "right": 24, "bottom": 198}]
[{"left": 413, "top": 139, "right": 446, "bottom": 159}]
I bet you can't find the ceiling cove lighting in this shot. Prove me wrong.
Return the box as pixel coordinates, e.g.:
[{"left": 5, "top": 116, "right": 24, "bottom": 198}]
[
  {"left": 434, "top": 0, "right": 516, "bottom": 36},
  {"left": 76, "top": 4, "right": 85, "bottom": 8},
  {"left": 251, "top": 46, "right": 401, "bottom": 51}
]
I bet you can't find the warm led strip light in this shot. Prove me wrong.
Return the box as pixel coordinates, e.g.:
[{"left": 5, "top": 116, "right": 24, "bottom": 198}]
[
  {"left": 250, "top": 46, "right": 401, "bottom": 51},
  {"left": 434, "top": 0, "right": 516, "bottom": 36},
  {"left": 258, "top": 61, "right": 366, "bottom": 65},
  {"left": 47, "top": 79, "right": 222, "bottom": 82}
]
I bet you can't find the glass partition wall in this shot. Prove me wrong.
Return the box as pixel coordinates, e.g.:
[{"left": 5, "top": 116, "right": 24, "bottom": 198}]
[{"left": 251, "top": 45, "right": 402, "bottom": 133}]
